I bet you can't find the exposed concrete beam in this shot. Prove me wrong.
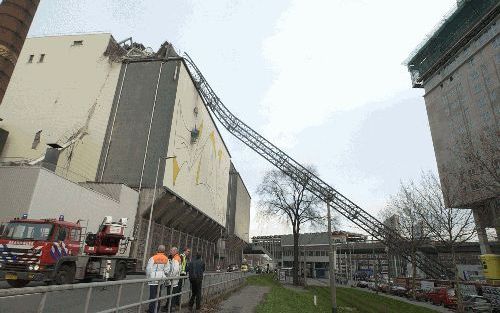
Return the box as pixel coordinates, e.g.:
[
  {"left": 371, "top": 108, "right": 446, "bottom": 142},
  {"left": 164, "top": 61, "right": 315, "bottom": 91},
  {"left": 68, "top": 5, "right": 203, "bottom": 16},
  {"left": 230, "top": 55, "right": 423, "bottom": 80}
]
[
  {"left": 170, "top": 203, "right": 193, "bottom": 229},
  {"left": 183, "top": 211, "right": 204, "bottom": 234},
  {"left": 151, "top": 194, "right": 177, "bottom": 221}
]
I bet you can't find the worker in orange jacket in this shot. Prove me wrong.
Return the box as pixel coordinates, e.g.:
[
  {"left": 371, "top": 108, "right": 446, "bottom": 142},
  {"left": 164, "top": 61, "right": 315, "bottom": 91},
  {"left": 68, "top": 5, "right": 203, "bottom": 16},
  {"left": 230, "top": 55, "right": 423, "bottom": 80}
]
[
  {"left": 163, "top": 247, "right": 181, "bottom": 312},
  {"left": 146, "top": 245, "right": 169, "bottom": 313}
]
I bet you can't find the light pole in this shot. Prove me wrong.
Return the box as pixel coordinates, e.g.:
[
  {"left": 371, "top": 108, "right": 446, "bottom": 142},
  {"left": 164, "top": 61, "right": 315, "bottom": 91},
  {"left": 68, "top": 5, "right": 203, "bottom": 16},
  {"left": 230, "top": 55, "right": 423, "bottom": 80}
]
[
  {"left": 142, "top": 155, "right": 176, "bottom": 269},
  {"left": 327, "top": 201, "right": 337, "bottom": 313}
]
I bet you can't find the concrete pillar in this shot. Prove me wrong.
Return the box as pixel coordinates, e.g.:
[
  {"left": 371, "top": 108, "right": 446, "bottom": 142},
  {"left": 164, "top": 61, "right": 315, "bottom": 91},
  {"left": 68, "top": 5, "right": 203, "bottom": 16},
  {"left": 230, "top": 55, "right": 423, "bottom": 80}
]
[{"left": 473, "top": 207, "right": 492, "bottom": 254}]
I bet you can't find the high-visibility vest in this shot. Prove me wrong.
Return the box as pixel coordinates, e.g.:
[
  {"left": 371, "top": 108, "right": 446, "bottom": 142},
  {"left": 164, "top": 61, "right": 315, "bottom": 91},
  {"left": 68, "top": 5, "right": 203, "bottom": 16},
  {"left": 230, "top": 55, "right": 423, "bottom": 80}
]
[{"left": 180, "top": 253, "right": 187, "bottom": 272}]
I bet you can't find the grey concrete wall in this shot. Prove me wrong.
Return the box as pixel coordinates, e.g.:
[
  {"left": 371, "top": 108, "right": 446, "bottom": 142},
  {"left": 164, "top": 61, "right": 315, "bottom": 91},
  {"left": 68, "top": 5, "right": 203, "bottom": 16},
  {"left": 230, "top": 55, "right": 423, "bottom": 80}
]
[
  {"left": 0, "top": 166, "right": 39, "bottom": 222},
  {"left": 0, "top": 166, "right": 138, "bottom": 256},
  {"left": 29, "top": 169, "right": 138, "bottom": 250},
  {"left": 226, "top": 162, "right": 237, "bottom": 235},
  {"left": 98, "top": 60, "right": 179, "bottom": 188},
  {"left": 226, "top": 163, "right": 251, "bottom": 242},
  {"left": 79, "top": 182, "right": 123, "bottom": 201},
  {"left": 234, "top": 171, "right": 250, "bottom": 242}
]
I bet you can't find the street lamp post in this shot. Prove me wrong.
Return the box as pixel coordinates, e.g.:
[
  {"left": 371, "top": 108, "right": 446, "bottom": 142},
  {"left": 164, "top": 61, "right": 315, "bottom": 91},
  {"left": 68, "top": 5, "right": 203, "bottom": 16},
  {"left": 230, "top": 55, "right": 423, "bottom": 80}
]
[
  {"left": 327, "top": 201, "right": 337, "bottom": 313},
  {"left": 142, "top": 155, "right": 176, "bottom": 269}
]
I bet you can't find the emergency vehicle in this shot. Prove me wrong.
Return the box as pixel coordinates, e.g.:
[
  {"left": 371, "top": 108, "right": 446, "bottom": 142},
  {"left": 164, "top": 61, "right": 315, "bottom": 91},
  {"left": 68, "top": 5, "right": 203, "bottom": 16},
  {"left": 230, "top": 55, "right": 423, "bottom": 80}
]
[{"left": 0, "top": 215, "right": 136, "bottom": 287}]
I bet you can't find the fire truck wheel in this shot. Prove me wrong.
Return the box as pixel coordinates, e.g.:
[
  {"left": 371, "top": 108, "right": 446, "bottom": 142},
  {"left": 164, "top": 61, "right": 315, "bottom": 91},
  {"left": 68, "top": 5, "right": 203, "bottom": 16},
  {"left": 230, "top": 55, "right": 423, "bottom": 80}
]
[
  {"left": 55, "top": 264, "right": 75, "bottom": 285},
  {"left": 114, "top": 262, "right": 127, "bottom": 281},
  {"left": 6, "top": 279, "right": 29, "bottom": 288}
]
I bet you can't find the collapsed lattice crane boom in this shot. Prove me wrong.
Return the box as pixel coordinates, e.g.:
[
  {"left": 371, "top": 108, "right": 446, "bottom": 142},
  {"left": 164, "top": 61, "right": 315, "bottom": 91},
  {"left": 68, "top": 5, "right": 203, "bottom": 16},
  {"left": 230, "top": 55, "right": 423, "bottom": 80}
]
[{"left": 182, "top": 54, "right": 454, "bottom": 280}]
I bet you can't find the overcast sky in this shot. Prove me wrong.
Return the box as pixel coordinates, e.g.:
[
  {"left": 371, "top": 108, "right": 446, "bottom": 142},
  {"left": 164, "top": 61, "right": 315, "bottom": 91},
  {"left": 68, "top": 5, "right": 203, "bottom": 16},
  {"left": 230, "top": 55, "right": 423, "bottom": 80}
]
[{"left": 30, "top": 0, "right": 457, "bottom": 237}]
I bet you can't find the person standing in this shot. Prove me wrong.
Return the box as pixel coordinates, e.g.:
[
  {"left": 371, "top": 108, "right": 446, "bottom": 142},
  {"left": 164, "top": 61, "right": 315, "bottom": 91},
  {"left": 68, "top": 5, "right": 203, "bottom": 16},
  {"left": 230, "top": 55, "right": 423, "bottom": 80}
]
[
  {"left": 146, "top": 245, "right": 169, "bottom": 313},
  {"left": 163, "top": 247, "right": 181, "bottom": 312},
  {"left": 176, "top": 248, "right": 190, "bottom": 307},
  {"left": 180, "top": 247, "right": 191, "bottom": 276},
  {"left": 186, "top": 252, "right": 205, "bottom": 311}
]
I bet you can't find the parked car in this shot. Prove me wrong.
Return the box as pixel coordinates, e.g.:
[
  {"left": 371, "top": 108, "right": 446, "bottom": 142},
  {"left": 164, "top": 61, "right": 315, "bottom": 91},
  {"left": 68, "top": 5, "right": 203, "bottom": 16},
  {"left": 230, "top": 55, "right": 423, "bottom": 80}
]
[
  {"left": 378, "top": 283, "right": 389, "bottom": 293},
  {"left": 367, "top": 282, "right": 376, "bottom": 291},
  {"left": 241, "top": 264, "right": 248, "bottom": 272},
  {"left": 427, "top": 287, "right": 456, "bottom": 308},
  {"left": 226, "top": 264, "right": 238, "bottom": 272},
  {"left": 462, "top": 295, "right": 493, "bottom": 313},
  {"left": 357, "top": 281, "right": 369, "bottom": 288},
  {"left": 390, "top": 285, "right": 407, "bottom": 297},
  {"left": 406, "top": 289, "right": 430, "bottom": 301}
]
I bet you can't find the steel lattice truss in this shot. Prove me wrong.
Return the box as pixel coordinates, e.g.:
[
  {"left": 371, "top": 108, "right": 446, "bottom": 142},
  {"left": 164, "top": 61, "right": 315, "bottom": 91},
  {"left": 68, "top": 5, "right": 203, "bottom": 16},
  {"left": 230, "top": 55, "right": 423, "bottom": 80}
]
[{"left": 183, "top": 55, "right": 454, "bottom": 280}]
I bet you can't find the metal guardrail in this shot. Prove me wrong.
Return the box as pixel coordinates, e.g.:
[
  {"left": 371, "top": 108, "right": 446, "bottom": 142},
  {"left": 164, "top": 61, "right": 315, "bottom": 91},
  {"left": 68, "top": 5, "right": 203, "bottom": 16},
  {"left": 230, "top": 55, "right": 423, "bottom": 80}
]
[{"left": 0, "top": 272, "right": 246, "bottom": 313}]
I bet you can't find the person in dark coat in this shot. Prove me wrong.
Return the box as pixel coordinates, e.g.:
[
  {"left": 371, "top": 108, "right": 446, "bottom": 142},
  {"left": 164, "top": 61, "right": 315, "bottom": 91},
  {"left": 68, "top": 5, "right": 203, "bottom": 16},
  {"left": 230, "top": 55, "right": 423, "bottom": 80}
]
[{"left": 186, "top": 252, "right": 205, "bottom": 311}]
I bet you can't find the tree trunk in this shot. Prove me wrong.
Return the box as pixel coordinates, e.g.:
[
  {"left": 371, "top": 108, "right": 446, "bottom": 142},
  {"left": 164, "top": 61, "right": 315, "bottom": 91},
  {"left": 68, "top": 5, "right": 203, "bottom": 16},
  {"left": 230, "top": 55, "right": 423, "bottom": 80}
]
[
  {"left": 293, "top": 231, "right": 300, "bottom": 286},
  {"left": 411, "top": 248, "right": 417, "bottom": 300},
  {"left": 452, "top": 245, "right": 464, "bottom": 313}
]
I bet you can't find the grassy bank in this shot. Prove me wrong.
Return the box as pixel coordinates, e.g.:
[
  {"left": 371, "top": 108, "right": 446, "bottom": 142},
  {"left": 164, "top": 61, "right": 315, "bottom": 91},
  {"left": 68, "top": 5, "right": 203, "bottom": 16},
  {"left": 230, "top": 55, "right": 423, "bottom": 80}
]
[{"left": 246, "top": 275, "right": 437, "bottom": 313}]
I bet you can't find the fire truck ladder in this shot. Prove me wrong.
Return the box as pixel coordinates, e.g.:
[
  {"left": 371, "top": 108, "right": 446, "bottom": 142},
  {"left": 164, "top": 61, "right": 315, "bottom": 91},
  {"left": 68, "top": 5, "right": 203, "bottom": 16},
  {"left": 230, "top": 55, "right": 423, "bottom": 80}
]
[{"left": 183, "top": 54, "right": 453, "bottom": 280}]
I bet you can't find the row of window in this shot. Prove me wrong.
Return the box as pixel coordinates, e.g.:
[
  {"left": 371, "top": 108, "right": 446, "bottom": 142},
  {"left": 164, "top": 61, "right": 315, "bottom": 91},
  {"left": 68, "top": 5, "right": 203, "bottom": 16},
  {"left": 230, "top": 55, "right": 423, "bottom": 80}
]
[
  {"left": 28, "top": 54, "right": 45, "bottom": 63},
  {"left": 26, "top": 40, "right": 84, "bottom": 64},
  {"left": 281, "top": 250, "right": 391, "bottom": 260}
]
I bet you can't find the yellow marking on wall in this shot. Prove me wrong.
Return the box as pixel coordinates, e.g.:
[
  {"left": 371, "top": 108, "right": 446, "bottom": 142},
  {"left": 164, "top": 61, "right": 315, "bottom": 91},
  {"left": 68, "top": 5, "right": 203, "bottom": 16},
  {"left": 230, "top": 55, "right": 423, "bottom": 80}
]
[
  {"left": 209, "top": 131, "right": 216, "bottom": 155},
  {"left": 172, "top": 157, "right": 180, "bottom": 186},
  {"left": 195, "top": 158, "right": 202, "bottom": 184},
  {"left": 198, "top": 120, "right": 204, "bottom": 138},
  {"left": 218, "top": 149, "right": 222, "bottom": 163}
]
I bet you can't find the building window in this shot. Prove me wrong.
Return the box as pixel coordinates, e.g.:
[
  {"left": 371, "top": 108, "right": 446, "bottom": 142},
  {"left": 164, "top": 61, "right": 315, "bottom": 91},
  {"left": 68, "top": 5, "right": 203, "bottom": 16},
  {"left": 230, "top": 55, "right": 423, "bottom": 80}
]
[
  {"left": 32, "top": 130, "right": 42, "bottom": 149},
  {"left": 72, "top": 40, "right": 83, "bottom": 46},
  {"left": 28, "top": 54, "right": 34, "bottom": 63},
  {"left": 38, "top": 54, "right": 45, "bottom": 63}
]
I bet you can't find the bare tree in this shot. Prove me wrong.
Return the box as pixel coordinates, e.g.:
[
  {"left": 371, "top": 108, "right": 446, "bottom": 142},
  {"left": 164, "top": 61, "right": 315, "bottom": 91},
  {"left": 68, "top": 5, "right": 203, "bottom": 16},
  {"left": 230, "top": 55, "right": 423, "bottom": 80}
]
[
  {"left": 416, "top": 171, "right": 476, "bottom": 313},
  {"left": 257, "top": 166, "right": 323, "bottom": 286},
  {"left": 444, "top": 128, "right": 500, "bottom": 207},
  {"left": 381, "top": 180, "right": 431, "bottom": 298}
]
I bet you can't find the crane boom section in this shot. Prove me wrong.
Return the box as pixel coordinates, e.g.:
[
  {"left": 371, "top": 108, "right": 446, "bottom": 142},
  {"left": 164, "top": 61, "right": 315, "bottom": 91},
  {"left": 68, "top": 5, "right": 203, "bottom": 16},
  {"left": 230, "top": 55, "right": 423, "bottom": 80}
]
[{"left": 182, "top": 55, "right": 453, "bottom": 280}]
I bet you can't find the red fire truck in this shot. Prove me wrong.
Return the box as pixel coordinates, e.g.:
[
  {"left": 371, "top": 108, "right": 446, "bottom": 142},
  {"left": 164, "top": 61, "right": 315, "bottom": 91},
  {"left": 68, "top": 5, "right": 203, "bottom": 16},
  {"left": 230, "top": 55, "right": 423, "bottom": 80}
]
[{"left": 0, "top": 215, "right": 136, "bottom": 287}]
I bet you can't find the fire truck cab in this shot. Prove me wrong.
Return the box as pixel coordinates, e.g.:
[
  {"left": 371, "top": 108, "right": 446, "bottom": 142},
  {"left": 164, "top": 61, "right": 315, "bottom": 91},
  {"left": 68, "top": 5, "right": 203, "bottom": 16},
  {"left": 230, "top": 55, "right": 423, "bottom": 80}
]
[{"left": 0, "top": 215, "right": 135, "bottom": 288}]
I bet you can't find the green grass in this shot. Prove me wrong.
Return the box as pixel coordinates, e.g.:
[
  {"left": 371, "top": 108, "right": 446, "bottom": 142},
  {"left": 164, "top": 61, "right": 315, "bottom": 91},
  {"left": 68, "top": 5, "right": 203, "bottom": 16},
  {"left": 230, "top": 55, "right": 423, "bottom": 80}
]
[{"left": 246, "top": 275, "right": 438, "bottom": 313}]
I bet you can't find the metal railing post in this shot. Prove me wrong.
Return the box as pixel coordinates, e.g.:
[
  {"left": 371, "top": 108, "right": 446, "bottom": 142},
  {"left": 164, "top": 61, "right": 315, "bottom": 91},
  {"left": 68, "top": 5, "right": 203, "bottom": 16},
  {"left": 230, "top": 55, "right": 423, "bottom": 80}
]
[
  {"left": 158, "top": 280, "right": 163, "bottom": 313},
  {"left": 179, "top": 277, "right": 183, "bottom": 311},
  {"left": 167, "top": 279, "right": 172, "bottom": 313},
  {"left": 37, "top": 292, "right": 47, "bottom": 313},
  {"left": 205, "top": 274, "right": 211, "bottom": 301},
  {"left": 84, "top": 286, "right": 93, "bottom": 313},
  {"left": 137, "top": 281, "right": 145, "bottom": 313},
  {"left": 115, "top": 284, "right": 123, "bottom": 313}
]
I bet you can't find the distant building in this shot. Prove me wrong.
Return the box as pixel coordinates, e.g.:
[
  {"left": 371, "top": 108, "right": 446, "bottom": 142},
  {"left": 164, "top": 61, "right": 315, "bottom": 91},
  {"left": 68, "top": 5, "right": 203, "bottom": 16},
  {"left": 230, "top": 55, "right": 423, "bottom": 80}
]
[
  {"left": 405, "top": 0, "right": 499, "bottom": 253},
  {"left": 253, "top": 231, "right": 500, "bottom": 280},
  {"left": 0, "top": 33, "right": 250, "bottom": 268}
]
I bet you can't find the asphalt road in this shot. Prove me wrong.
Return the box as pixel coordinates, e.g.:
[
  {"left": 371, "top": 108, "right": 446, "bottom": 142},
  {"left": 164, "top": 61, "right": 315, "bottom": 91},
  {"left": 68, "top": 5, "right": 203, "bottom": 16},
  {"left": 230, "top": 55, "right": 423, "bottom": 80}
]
[{"left": 0, "top": 274, "right": 163, "bottom": 313}]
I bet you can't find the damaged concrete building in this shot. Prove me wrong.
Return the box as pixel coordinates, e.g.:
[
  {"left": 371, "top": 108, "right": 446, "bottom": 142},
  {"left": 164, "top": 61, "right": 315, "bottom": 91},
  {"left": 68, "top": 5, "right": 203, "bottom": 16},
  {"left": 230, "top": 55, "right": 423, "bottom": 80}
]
[
  {"left": 406, "top": 1, "right": 499, "bottom": 253},
  {"left": 0, "top": 33, "right": 250, "bottom": 269}
]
